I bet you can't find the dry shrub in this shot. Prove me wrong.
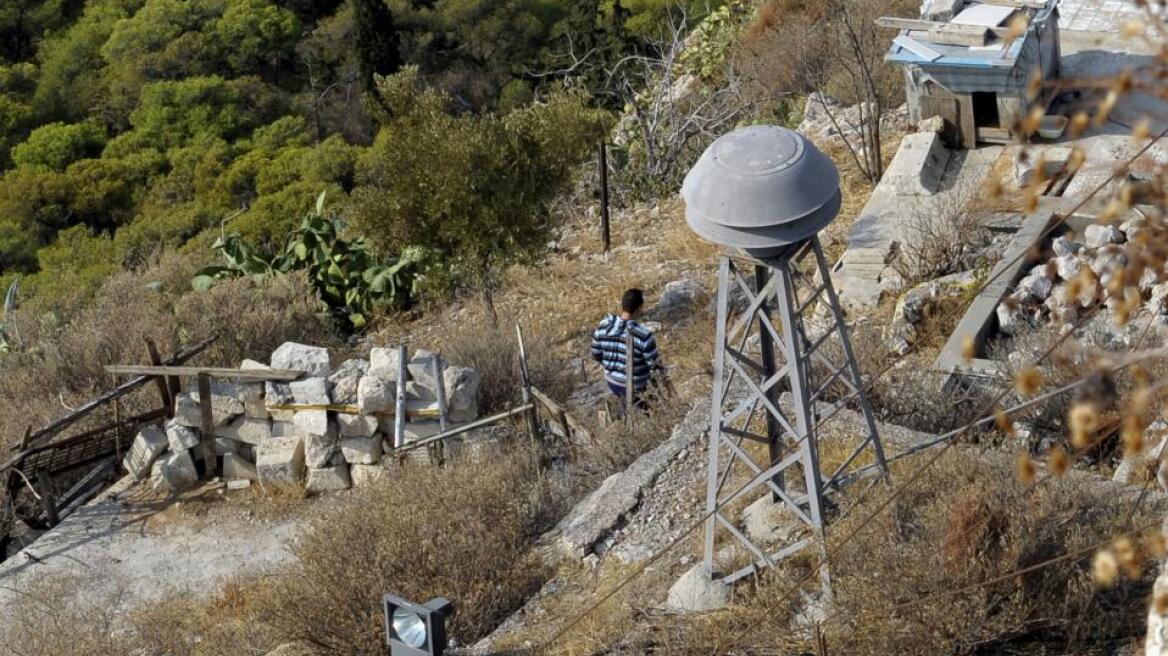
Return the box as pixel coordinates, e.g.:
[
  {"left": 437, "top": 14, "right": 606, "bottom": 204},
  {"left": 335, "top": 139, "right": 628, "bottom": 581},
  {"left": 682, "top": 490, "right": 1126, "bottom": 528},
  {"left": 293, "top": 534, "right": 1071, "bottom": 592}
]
[
  {"left": 576, "top": 386, "right": 692, "bottom": 484},
  {"left": 436, "top": 317, "right": 581, "bottom": 415},
  {"left": 0, "top": 575, "right": 137, "bottom": 656},
  {"left": 0, "top": 254, "right": 336, "bottom": 464},
  {"left": 891, "top": 177, "right": 995, "bottom": 287},
  {"left": 243, "top": 446, "right": 563, "bottom": 654}
]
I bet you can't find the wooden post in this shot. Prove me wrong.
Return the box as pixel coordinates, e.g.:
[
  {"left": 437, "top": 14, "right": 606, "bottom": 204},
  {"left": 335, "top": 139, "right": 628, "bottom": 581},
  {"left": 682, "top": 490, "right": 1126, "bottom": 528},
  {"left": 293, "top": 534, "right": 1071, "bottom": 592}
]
[
  {"left": 197, "top": 373, "right": 218, "bottom": 477},
  {"left": 37, "top": 471, "right": 58, "bottom": 527},
  {"left": 515, "top": 325, "right": 540, "bottom": 444},
  {"left": 599, "top": 142, "right": 611, "bottom": 253},
  {"left": 624, "top": 331, "right": 635, "bottom": 424},
  {"left": 144, "top": 338, "right": 173, "bottom": 416},
  {"left": 394, "top": 345, "right": 407, "bottom": 449},
  {"left": 432, "top": 356, "right": 449, "bottom": 433}
]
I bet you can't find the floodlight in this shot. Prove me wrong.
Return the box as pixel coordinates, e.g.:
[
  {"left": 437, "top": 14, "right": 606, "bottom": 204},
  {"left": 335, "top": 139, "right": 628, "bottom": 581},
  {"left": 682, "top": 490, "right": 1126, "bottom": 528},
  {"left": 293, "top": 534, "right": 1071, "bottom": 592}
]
[{"left": 384, "top": 594, "right": 453, "bottom": 656}]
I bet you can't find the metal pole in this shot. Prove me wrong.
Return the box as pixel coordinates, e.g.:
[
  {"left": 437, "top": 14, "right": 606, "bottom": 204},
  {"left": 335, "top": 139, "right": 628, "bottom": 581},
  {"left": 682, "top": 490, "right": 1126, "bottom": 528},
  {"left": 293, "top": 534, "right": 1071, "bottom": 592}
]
[
  {"left": 754, "top": 264, "right": 785, "bottom": 499},
  {"left": 432, "top": 356, "right": 450, "bottom": 433},
  {"left": 599, "top": 142, "right": 611, "bottom": 253},
  {"left": 515, "top": 324, "right": 540, "bottom": 444},
  {"left": 394, "top": 345, "right": 407, "bottom": 449},
  {"left": 704, "top": 257, "right": 731, "bottom": 578}
]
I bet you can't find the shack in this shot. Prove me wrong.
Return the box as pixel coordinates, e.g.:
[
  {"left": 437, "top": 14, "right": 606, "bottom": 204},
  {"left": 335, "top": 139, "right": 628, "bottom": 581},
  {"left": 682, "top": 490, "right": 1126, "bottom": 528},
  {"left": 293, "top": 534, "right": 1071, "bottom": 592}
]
[{"left": 882, "top": 1, "right": 1061, "bottom": 148}]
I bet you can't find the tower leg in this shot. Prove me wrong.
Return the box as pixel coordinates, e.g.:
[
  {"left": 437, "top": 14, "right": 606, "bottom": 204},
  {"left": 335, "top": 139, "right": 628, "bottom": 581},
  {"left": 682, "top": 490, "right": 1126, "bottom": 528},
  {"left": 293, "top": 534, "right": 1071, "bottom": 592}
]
[{"left": 704, "top": 257, "right": 731, "bottom": 579}]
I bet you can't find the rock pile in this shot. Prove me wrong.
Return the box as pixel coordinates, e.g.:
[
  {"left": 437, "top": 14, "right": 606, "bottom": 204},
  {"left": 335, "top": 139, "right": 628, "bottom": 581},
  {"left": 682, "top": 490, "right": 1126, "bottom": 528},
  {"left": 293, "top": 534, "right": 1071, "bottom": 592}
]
[
  {"left": 996, "top": 218, "right": 1165, "bottom": 335},
  {"left": 120, "top": 342, "right": 482, "bottom": 495}
]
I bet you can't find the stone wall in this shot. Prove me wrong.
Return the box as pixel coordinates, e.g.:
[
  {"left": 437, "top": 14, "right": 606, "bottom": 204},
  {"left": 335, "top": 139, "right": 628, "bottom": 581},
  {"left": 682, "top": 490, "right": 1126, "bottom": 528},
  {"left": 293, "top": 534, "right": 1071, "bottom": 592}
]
[{"left": 119, "top": 342, "right": 483, "bottom": 495}]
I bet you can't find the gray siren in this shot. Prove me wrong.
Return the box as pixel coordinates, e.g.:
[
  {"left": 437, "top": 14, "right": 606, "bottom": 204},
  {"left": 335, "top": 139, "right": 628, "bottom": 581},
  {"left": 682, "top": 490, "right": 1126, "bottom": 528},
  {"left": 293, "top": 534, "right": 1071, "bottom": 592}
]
[{"left": 682, "top": 125, "right": 842, "bottom": 258}]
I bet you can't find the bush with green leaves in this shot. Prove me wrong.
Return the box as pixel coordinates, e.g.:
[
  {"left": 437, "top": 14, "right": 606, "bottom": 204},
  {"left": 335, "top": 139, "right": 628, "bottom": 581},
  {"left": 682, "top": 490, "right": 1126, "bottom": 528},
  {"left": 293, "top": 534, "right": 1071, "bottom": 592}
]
[{"left": 194, "top": 192, "right": 425, "bottom": 329}]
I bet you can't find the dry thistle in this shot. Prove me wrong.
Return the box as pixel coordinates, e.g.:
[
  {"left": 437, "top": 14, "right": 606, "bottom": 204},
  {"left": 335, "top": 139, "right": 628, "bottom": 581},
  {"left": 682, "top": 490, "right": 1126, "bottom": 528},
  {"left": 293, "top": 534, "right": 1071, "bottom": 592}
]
[
  {"left": 1146, "top": 530, "right": 1168, "bottom": 559},
  {"left": 1123, "top": 414, "right": 1146, "bottom": 458},
  {"left": 1015, "top": 367, "right": 1043, "bottom": 397},
  {"left": 1067, "top": 146, "right": 1087, "bottom": 174},
  {"left": 995, "top": 407, "right": 1015, "bottom": 437},
  {"left": 1133, "top": 117, "right": 1152, "bottom": 143},
  {"left": 961, "top": 334, "right": 976, "bottom": 363},
  {"left": 1049, "top": 447, "right": 1070, "bottom": 477},
  {"left": 1069, "top": 402, "right": 1100, "bottom": 450},
  {"left": 1016, "top": 452, "right": 1037, "bottom": 485},
  {"left": 1004, "top": 13, "right": 1029, "bottom": 47},
  {"left": 1114, "top": 536, "right": 1142, "bottom": 579},
  {"left": 1093, "top": 549, "right": 1120, "bottom": 587},
  {"left": 1070, "top": 111, "right": 1091, "bottom": 138},
  {"left": 986, "top": 172, "right": 1003, "bottom": 199},
  {"left": 1155, "top": 589, "right": 1168, "bottom": 616}
]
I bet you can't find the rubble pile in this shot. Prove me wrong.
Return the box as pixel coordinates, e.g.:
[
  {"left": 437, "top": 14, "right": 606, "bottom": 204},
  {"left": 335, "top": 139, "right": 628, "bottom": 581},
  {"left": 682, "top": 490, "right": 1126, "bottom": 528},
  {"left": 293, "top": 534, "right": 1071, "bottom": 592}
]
[
  {"left": 120, "top": 342, "right": 483, "bottom": 495},
  {"left": 996, "top": 217, "right": 1164, "bottom": 335}
]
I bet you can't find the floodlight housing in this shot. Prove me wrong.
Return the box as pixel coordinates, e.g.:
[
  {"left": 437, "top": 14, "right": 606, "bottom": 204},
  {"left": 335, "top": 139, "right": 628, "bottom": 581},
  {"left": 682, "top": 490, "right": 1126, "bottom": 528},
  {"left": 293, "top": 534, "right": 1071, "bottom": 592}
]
[
  {"left": 384, "top": 594, "right": 453, "bottom": 656},
  {"left": 682, "top": 125, "right": 842, "bottom": 257}
]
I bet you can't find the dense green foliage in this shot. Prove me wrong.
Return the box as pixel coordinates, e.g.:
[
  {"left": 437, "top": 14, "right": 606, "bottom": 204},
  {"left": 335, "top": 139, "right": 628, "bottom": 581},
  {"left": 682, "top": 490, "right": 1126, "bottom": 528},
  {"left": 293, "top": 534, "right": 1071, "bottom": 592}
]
[
  {"left": 195, "top": 192, "right": 426, "bottom": 329},
  {"left": 0, "top": 0, "right": 724, "bottom": 327}
]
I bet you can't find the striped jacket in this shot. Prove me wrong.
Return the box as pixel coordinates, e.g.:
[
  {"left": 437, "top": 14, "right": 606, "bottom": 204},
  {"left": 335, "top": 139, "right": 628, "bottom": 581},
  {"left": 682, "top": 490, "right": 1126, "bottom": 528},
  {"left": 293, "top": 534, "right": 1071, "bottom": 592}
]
[{"left": 590, "top": 314, "right": 661, "bottom": 389}]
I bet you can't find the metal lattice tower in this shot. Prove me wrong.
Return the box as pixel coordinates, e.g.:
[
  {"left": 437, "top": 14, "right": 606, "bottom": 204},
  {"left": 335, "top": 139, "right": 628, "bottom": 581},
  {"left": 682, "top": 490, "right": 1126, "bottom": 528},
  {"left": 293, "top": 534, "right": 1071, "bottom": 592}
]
[{"left": 681, "top": 126, "right": 889, "bottom": 588}]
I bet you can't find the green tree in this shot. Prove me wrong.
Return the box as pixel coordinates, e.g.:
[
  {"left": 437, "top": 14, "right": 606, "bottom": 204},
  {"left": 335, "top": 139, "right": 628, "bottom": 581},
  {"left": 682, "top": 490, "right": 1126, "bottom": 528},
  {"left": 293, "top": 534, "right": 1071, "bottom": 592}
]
[
  {"left": 351, "top": 68, "right": 606, "bottom": 325},
  {"left": 213, "top": 0, "right": 300, "bottom": 75},
  {"left": 352, "top": 0, "right": 401, "bottom": 99},
  {"left": 0, "top": 0, "right": 85, "bottom": 63},
  {"left": 9, "top": 120, "right": 105, "bottom": 171}
]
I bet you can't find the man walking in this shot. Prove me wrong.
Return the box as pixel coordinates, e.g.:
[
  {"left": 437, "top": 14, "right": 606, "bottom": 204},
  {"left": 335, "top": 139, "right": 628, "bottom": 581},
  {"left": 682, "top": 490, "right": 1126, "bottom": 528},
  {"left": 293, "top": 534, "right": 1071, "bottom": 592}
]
[{"left": 591, "top": 289, "right": 664, "bottom": 414}]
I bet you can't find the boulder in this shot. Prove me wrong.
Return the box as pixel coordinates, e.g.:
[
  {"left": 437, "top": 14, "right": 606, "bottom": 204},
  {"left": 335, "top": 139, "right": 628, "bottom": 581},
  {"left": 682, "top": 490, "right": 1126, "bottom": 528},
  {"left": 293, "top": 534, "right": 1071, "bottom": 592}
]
[
  {"left": 256, "top": 437, "right": 306, "bottom": 488},
  {"left": 444, "top": 366, "right": 481, "bottom": 415},
  {"left": 917, "top": 115, "right": 945, "bottom": 133},
  {"left": 1084, "top": 224, "right": 1125, "bottom": 248},
  {"left": 306, "top": 465, "right": 351, "bottom": 494},
  {"left": 369, "top": 347, "right": 405, "bottom": 381},
  {"left": 304, "top": 425, "right": 339, "bottom": 469},
  {"left": 166, "top": 421, "right": 200, "bottom": 452},
  {"left": 222, "top": 453, "right": 259, "bottom": 482},
  {"left": 741, "top": 495, "right": 802, "bottom": 546},
  {"left": 1053, "top": 254, "right": 1081, "bottom": 281},
  {"left": 293, "top": 409, "right": 329, "bottom": 436},
  {"left": 341, "top": 436, "right": 382, "bottom": 465},
  {"left": 407, "top": 350, "right": 448, "bottom": 387},
  {"left": 1015, "top": 271, "right": 1053, "bottom": 303},
  {"left": 350, "top": 464, "right": 391, "bottom": 487},
  {"left": 654, "top": 279, "right": 703, "bottom": 315},
  {"left": 996, "top": 302, "right": 1025, "bottom": 336},
  {"left": 920, "top": 0, "right": 963, "bottom": 21},
  {"left": 216, "top": 417, "right": 272, "bottom": 445},
  {"left": 337, "top": 413, "right": 378, "bottom": 438},
  {"left": 405, "top": 380, "right": 436, "bottom": 402},
  {"left": 214, "top": 436, "right": 242, "bottom": 456},
  {"left": 122, "top": 425, "right": 169, "bottom": 479},
  {"left": 174, "top": 392, "right": 244, "bottom": 428},
  {"left": 150, "top": 449, "right": 199, "bottom": 494},
  {"left": 665, "top": 564, "right": 730, "bottom": 612},
  {"left": 213, "top": 381, "right": 267, "bottom": 419},
  {"left": 328, "top": 359, "right": 368, "bottom": 404},
  {"left": 1051, "top": 236, "right": 1084, "bottom": 258},
  {"left": 271, "top": 342, "right": 330, "bottom": 377},
  {"left": 357, "top": 375, "right": 394, "bottom": 414}
]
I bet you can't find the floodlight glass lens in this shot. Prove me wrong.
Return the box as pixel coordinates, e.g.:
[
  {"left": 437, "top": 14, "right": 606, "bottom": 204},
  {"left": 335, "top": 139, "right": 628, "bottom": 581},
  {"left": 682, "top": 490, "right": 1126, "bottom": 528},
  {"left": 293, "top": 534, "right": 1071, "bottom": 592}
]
[{"left": 392, "top": 608, "right": 427, "bottom": 648}]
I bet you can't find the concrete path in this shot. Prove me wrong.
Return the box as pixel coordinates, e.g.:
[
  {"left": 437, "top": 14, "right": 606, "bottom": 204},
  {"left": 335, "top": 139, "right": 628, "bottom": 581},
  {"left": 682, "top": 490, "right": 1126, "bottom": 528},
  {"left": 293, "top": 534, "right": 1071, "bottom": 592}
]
[{"left": 0, "top": 476, "right": 306, "bottom": 616}]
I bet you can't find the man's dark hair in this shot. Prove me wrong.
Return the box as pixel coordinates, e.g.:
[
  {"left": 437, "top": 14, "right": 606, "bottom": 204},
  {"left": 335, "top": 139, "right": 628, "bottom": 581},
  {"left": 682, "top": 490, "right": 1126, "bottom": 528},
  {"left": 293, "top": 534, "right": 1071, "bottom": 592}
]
[{"left": 622, "top": 288, "right": 645, "bottom": 314}]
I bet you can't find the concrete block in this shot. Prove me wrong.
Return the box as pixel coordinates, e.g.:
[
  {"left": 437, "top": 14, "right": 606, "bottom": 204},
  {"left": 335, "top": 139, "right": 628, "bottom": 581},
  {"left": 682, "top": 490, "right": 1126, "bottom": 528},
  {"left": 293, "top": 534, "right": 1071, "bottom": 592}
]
[
  {"left": 216, "top": 417, "right": 272, "bottom": 445},
  {"left": 306, "top": 465, "right": 351, "bottom": 494},
  {"left": 444, "top": 366, "right": 481, "bottom": 413},
  {"left": 222, "top": 453, "right": 259, "bottom": 482},
  {"left": 226, "top": 479, "right": 252, "bottom": 491},
  {"left": 150, "top": 449, "right": 199, "bottom": 494},
  {"left": 271, "top": 421, "right": 304, "bottom": 438},
  {"left": 405, "top": 381, "right": 436, "bottom": 402},
  {"left": 407, "top": 350, "right": 447, "bottom": 388},
  {"left": 271, "top": 341, "right": 330, "bottom": 377},
  {"left": 340, "top": 436, "right": 382, "bottom": 465},
  {"left": 166, "top": 420, "right": 200, "bottom": 452},
  {"left": 174, "top": 392, "right": 244, "bottom": 428},
  {"left": 666, "top": 564, "right": 730, "bottom": 612},
  {"left": 256, "top": 437, "right": 306, "bottom": 488},
  {"left": 337, "top": 413, "right": 378, "bottom": 438},
  {"left": 270, "top": 409, "right": 294, "bottom": 422},
  {"left": 122, "top": 425, "right": 169, "bottom": 479},
  {"left": 350, "top": 464, "right": 391, "bottom": 488},
  {"left": 290, "top": 377, "right": 330, "bottom": 405},
  {"left": 883, "top": 132, "right": 950, "bottom": 196},
  {"left": 357, "top": 375, "right": 394, "bottom": 414},
  {"left": 369, "top": 347, "right": 404, "bottom": 381},
  {"left": 293, "top": 409, "right": 329, "bottom": 436}
]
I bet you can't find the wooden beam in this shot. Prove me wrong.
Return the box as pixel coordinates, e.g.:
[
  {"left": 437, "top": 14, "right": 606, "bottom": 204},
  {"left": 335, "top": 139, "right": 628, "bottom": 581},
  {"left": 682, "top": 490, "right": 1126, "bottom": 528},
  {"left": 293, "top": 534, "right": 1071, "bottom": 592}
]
[
  {"left": 928, "top": 24, "right": 990, "bottom": 46},
  {"left": 893, "top": 35, "right": 943, "bottom": 62},
  {"left": 105, "top": 364, "right": 304, "bottom": 381},
  {"left": 877, "top": 16, "right": 1010, "bottom": 38},
  {"left": 144, "top": 338, "right": 173, "bottom": 415},
  {"left": 516, "top": 324, "right": 541, "bottom": 443},
  {"left": 530, "top": 386, "right": 593, "bottom": 445},
  {"left": 197, "top": 373, "right": 218, "bottom": 477},
  {"left": 266, "top": 402, "right": 442, "bottom": 419},
  {"left": 390, "top": 404, "right": 536, "bottom": 455}
]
